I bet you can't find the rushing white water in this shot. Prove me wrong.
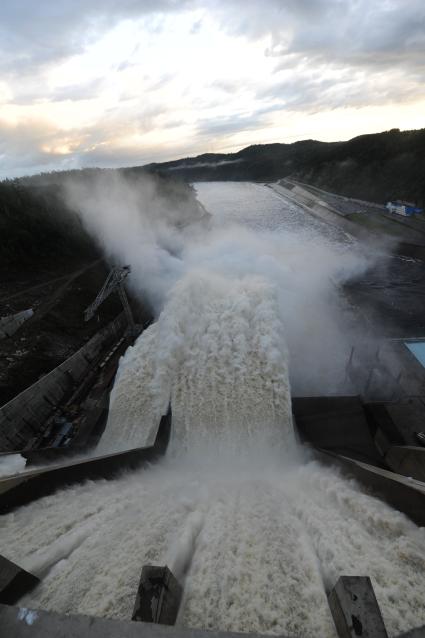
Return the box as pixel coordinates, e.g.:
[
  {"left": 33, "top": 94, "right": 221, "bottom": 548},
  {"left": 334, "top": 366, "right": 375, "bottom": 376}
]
[
  {"left": 1, "top": 182, "right": 425, "bottom": 637},
  {"left": 0, "top": 453, "right": 26, "bottom": 477},
  {"left": 100, "top": 271, "right": 292, "bottom": 454},
  {"left": 3, "top": 453, "right": 425, "bottom": 637}
]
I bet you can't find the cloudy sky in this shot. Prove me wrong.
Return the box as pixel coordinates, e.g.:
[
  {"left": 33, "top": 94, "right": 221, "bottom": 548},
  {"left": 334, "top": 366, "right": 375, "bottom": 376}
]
[{"left": 1, "top": 0, "right": 424, "bottom": 178}]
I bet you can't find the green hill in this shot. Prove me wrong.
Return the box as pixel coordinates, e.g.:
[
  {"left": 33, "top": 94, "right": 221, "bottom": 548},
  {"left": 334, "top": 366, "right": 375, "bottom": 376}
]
[{"left": 145, "top": 128, "right": 425, "bottom": 207}]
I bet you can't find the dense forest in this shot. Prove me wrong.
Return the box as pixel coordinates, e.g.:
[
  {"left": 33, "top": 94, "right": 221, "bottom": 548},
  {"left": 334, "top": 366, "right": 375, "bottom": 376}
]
[
  {"left": 0, "top": 180, "right": 98, "bottom": 270},
  {"left": 146, "top": 128, "right": 425, "bottom": 207}
]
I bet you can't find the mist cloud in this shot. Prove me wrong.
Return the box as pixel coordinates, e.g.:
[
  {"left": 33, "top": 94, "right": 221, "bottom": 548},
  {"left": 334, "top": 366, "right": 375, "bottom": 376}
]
[{"left": 64, "top": 174, "right": 372, "bottom": 394}]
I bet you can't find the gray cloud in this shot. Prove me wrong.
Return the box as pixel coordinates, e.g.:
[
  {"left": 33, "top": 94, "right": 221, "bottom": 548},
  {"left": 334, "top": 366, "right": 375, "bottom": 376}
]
[
  {"left": 0, "top": 119, "right": 76, "bottom": 178},
  {"left": 238, "top": 0, "right": 425, "bottom": 115},
  {"left": 213, "top": 0, "right": 425, "bottom": 70},
  {"left": 196, "top": 112, "right": 269, "bottom": 137},
  {"left": 258, "top": 72, "right": 418, "bottom": 114},
  {"left": 0, "top": 1, "right": 193, "bottom": 75},
  {"left": 0, "top": 113, "right": 200, "bottom": 179},
  {"left": 196, "top": 100, "right": 294, "bottom": 138},
  {"left": 49, "top": 78, "right": 106, "bottom": 103},
  {"left": 2, "top": 1, "right": 424, "bottom": 79},
  {"left": 283, "top": 2, "right": 425, "bottom": 71},
  {"left": 210, "top": 0, "right": 425, "bottom": 109},
  {"left": 1, "top": 0, "right": 424, "bottom": 178}
]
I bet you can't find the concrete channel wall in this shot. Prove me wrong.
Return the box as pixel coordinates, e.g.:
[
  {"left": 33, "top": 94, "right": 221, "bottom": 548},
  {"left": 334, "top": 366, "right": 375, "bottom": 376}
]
[
  {"left": 0, "top": 309, "right": 34, "bottom": 340},
  {"left": 0, "top": 601, "right": 422, "bottom": 637},
  {"left": 270, "top": 182, "right": 372, "bottom": 241},
  {"left": 272, "top": 180, "right": 425, "bottom": 258},
  {"left": 316, "top": 448, "right": 425, "bottom": 527},
  {"left": 0, "top": 314, "right": 127, "bottom": 451},
  {"left": 0, "top": 409, "right": 171, "bottom": 514}
]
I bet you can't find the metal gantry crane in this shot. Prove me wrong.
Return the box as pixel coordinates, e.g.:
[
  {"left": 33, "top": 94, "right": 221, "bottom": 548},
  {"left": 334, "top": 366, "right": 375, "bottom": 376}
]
[{"left": 84, "top": 265, "right": 137, "bottom": 334}]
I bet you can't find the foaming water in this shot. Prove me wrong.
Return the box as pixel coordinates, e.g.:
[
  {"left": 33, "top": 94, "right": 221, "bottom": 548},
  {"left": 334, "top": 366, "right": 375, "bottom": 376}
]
[
  {"left": 100, "top": 271, "right": 293, "bottom": 454},
  {"left": 2, "top": 453, "right": 425, "bottom": 637},
  {"left": 3, "top": 269, "right": 425, "bottom": 636}
]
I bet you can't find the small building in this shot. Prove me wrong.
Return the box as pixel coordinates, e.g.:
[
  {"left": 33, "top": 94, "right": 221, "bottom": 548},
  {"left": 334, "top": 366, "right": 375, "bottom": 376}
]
[{"left": 386, "top": 200, "right": 423, "bottom": 216}]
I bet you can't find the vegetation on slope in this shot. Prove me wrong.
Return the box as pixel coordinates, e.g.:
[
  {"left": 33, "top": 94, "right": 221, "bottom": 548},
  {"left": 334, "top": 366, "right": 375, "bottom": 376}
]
[
  {"left": 0, "top": 180, "right": 97, "bottom": 270},
  {"left": 147, "top": 128, "right": 425, "bottom": 207}
]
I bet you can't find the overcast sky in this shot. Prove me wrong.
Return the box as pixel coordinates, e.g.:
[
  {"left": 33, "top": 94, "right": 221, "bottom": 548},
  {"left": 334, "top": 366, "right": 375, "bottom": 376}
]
[{"left": 0, "top": 0, "right": 424, "bottom": 178}]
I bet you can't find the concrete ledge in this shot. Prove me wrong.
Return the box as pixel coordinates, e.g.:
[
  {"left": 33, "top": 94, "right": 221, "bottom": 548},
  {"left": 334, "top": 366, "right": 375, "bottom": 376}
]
[
  {"left": 315, "top": 448, "right": 425, "bottom": 526},
  {"left": 0, "top": 604, "right": 292, "bottom": 638},
  {"left": 0, "top": 408, "right": 171, "bottom": 514},
  {"left": 328, "top": 576, "right": 388, "bottom": 638},
  {"left": 0, "top": 603, "right": 417, "bottom": 638},
  {"left": 0, "top": 557, "right": 39, "bottom": 605},
  {"left": 385, "top": 446, "right": 425, "bottom": 482}
]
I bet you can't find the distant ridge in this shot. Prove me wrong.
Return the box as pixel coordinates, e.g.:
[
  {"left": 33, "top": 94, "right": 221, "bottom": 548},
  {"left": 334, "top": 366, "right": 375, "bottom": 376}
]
[{"left": 144, "top": 128, "right": 425, "bottom": 207}]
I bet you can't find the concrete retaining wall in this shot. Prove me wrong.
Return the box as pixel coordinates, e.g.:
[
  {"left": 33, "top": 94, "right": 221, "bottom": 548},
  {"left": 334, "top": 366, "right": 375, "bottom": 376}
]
[
  {"left": 270, "top": 182, "right": 372, "bottom": 241},
  {"left": 385, "top": 446, "right": 425, "bottom": 482},
  {"left": 316, "top": 448, "right": 425, "bottom": 526},
  {"left": 0, "top": 604, "right": 293, "bottom": 638},
  {"left": 0, "top": 409, "right": 171, "bottom": 514},
  {"left": 0, "top": 314, "right": 126, "bottom": 451},
  {"left": 0, "top": 310, "right": 34, "bottom": 340},
  {"left": 378, "top": 339, "right": 425, "bottom": 399},
  {"left": 273, "top": 180, "right": 425, "bottom": 258}
]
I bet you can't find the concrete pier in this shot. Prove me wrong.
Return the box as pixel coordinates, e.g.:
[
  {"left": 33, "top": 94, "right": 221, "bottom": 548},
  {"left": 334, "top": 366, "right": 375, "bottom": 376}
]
[
  {"left": 328, "top": 576, "right": 388, "bottom": 638},
  {"left": 0, "top": 556, "right": 39, "bottom": 605},
  {"left": 132, "top": 566, "right": 182, "bottom": 625}
]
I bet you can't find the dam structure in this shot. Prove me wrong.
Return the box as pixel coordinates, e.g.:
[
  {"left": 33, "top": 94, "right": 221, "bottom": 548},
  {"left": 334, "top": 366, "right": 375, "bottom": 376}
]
[{"left": 1, "top": 182, "right": 425, "bottom": 638}]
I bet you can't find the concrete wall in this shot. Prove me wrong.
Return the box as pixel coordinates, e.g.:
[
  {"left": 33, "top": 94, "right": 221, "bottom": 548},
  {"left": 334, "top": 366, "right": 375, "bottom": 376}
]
[
  {"left": 0, "top": 409, "right": 171, "bottom": 514},
  {"left": 0, "top": 314, "right": 126, "bottom": 452},
  {"left": 385, "top": 446, "right": 425, "bottom": 482},
  {"left": 270, "top": 182, "right": 370, "bottom": 240},
  {"left": 344, "top": 336, "right": 425, "bottom": 403},
  {"left": 272, "top": 181, "right": 425, "bottom": 257},
  {"left": 292, "top": 396, "right": 384, "bottom": 466},
  {"left": 0, "top": 604, "right": 293, "bottom": 638},
  {"left": 0, "top": 603, "right": 418, "bottom": 638},
  {"left": 378, "top": 340, "right": 425, "bottom": 398},
  {"left": 0, "top": 310, "right": 34, "bottom": 340},
  {"left": 316, "top": 449, "right": 425, "bottom": 526}
]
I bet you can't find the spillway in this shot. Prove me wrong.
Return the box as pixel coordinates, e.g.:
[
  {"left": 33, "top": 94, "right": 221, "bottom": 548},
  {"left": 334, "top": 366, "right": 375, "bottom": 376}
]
[{"left": 2, "top": 183, "right": 425, "bottom": 638}]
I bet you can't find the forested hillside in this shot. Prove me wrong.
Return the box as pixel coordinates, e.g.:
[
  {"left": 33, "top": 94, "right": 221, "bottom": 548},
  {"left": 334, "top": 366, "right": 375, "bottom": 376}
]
[{"left": 146, "top": 128, "right": 425, "bottom": 207}]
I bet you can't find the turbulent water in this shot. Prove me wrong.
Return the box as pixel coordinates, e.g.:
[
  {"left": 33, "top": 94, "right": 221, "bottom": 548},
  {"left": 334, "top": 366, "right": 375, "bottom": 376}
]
[
  {"left": 100, "top": 272, "right": 292, "bottom": 454},
  {"left": 2, "top": 182, "right": 425, "bottom": 637}
]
